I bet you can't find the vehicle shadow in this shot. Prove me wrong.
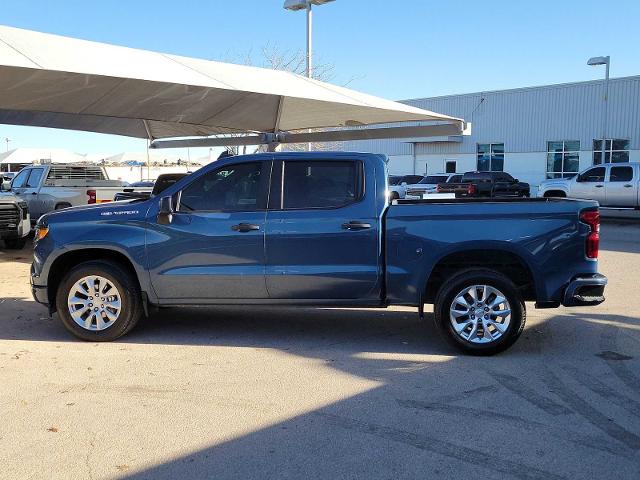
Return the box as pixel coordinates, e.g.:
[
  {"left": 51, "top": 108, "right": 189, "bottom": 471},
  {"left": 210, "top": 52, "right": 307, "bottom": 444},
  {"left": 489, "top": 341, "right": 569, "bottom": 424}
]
[
  {"left": 0, "top": 240, "right": 33, "bottom": 264},
  {"left": 2, "top": 298, "right": 639, "bottom": 479}
]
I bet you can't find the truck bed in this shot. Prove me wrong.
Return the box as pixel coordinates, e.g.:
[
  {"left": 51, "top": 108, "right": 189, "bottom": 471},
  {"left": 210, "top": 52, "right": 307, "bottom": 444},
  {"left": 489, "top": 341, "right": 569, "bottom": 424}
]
[{"left": 385, "top": 196, "right": 599, "bottom": 306}]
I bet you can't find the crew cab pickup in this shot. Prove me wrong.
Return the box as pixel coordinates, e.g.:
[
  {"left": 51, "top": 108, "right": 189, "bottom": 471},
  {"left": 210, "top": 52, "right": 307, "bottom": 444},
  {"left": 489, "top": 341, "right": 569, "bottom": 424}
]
[
  {"left": 4, "top": 164, "right": 126, "bottom": 223},
  {"left": 30, "top": 152, "right": 607, "bottom": 355},
  {"left": 439, "top": 171, "right": 530, "bottom": 198},
  {"left": 538, "top": 162, "right": 640, "bottom": 208}
]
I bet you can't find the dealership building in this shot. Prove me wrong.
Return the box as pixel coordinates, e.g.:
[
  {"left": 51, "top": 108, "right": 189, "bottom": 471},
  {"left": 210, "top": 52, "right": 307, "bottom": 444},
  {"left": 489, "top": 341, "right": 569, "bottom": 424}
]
[{"left": 338, "top": 75, "right": 640, "bottom": 191}]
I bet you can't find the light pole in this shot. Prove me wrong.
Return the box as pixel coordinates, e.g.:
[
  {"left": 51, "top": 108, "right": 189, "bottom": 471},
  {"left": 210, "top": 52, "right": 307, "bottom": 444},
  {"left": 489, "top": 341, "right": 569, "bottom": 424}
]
[
  {"left": 283, "top": 0, "right": 335, "bottom": 79},
  {"left": 284, "top": 0, "right": 335, "bottom": 152},
  {"left": 4, "top": 137, "right": 11, "bottom": 152},
  {"left": 587, "top": 55, "right": 610, "bottom": 165}
]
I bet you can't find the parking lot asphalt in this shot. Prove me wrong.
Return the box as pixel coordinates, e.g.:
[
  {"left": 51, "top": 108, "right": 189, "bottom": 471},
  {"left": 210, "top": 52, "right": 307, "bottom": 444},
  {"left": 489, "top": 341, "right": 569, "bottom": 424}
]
[{"left": 1, "top": 220, "right": 639, "bottom": 480}]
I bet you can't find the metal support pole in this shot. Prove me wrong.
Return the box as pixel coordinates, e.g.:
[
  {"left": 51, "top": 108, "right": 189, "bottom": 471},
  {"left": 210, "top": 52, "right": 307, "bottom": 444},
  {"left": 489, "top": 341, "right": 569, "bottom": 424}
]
[
  {"left": 305, "top": 2, "right": 312, "bottom": 152},
  {"left": 306, "top": 3, "right": 312, "bottom": 78},
  {"left": 601, "top": 57, "right": 610, "bottom": 165}
]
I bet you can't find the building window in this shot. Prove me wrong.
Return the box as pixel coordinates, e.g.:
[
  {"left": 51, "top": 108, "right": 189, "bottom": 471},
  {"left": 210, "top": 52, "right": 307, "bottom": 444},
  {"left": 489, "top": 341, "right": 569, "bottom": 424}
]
[
  {"left": 593, "top": 139, "right": 630, "bottom": 164},
  {"left": 445, "top": 160, "right": 456, "bottom": 173},
  {"left": 477, "top": 143, "right": 504, "bottom": 171},
  {"left": 546, "top": 141, "right": 580, "bottom": 179}
]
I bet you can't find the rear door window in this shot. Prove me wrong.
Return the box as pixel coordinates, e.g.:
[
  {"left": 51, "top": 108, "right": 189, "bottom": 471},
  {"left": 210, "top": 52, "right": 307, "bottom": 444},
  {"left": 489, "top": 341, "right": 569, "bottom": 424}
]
[
  {"left": 282, "top": 161, "right": 361, "bottom": 209},
  {"left": 609, "top": 166, "right": 633, "bottom": 182}
]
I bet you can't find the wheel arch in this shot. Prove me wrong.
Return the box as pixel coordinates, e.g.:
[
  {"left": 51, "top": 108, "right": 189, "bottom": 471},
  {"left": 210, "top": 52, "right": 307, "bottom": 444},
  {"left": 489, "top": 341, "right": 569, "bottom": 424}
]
[
  {"left": 47, "top": 248, "right": 143, "bottom": 312},
  {"left": 543, "top": 190, "right": 567, "bottom": 198},
  {"left": 423, "top": 248, "right": 537, "bottom": 304}
]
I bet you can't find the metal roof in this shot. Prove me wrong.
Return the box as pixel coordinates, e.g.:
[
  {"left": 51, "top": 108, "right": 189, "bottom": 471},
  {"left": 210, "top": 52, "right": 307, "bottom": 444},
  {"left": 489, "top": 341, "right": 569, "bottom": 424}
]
[{"left": 341, "top": 75, "right": 640, "bottom": 155}]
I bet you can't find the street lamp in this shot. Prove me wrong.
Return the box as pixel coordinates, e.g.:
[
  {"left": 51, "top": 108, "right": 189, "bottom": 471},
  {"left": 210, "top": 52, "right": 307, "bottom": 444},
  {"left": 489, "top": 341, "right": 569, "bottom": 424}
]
[
  {"left": 4, "top": 137, "right": 11, "bottom": 152},
  {"left": 588, "top": 55, "right": 610, "bottom": 165},
  {"left": 283, "top": 0, "right": 335, "bottom": 79}
]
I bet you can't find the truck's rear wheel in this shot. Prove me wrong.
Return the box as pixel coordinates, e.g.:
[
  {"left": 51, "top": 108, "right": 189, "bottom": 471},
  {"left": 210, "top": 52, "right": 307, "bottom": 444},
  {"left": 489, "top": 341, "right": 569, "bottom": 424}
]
[
  {"left": 433, "top": 269, "right": 526, "bottom": 355},
  {"left": 56, "top": 261, "right": 142, "bottom": 341}
]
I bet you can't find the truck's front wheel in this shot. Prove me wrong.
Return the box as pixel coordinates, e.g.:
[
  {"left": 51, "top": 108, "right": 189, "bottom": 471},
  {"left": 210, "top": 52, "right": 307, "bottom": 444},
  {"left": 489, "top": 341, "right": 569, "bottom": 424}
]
[
  {"left": 56, "top": 261, "right": 142, "bottom": 341},
  {"left": 434, "top": 269, "right": 526, "bottom": 355}
]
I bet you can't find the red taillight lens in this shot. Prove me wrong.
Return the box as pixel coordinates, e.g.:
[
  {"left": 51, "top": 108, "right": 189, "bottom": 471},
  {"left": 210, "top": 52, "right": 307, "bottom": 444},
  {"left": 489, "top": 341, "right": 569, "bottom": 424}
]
[
  {"left": 87, "top": 189, "right": 96, "bottom": 204},
  {"left": 580, "top": 209, "right": 600, "bottom": 259},
  {"left": 466, "top": 184, "right": 476, "bottom": 195}
]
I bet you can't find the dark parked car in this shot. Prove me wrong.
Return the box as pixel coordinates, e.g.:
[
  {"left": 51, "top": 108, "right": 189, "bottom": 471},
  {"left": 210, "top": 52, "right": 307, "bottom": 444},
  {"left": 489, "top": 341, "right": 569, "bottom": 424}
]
[
  {"left": 438, "top": 171, "right": 530, "bottom": 198},
  {"left": 31, "top": 152, "right": 605, "bottom": 355},
  {"left": 114, "top": 173, "right": 188, "bottom": 202}
]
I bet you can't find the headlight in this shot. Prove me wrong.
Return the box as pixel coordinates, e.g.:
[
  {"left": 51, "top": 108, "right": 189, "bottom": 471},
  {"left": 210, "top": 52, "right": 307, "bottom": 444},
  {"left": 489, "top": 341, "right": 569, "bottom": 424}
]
[
  {"left": 18, "top": 201, "right": 29, "bottom": 220},
  {"left": 34, "top": 225, "right": 49, "bottom": 241}
]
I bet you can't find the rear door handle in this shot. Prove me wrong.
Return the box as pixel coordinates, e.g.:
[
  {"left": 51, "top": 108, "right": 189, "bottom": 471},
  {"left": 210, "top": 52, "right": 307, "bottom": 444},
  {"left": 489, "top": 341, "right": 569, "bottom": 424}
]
[
  {"left": 623, "top": 184, "right": 633, "bottom": 188},
  {"left": 595, "top": 184, "right": 604, "bottom": 188},
  {"left": 231, "top": 223, "right": 260, "bottom": 232},
  {"left": 342, "top": 221, "right": 372, "bottom": 230}
]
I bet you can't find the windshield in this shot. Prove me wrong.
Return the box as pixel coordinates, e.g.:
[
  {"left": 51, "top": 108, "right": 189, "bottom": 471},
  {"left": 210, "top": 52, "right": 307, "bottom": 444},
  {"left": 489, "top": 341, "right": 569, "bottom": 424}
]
[{"left": 418, "top": 175, "right": 448, "bottom": 185}]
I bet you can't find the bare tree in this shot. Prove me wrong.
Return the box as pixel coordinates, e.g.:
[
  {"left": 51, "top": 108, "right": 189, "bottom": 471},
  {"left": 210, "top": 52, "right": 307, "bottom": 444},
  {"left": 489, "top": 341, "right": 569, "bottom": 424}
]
[{"left": 217, "top": 44, "right": 356, "bottom": 154}]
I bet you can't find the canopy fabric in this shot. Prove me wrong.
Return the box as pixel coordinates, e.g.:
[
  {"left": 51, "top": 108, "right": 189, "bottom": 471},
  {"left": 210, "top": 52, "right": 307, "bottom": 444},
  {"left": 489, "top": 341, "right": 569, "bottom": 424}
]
[{"left": 0, "top": 25, "right": 463, "bottom": 140}]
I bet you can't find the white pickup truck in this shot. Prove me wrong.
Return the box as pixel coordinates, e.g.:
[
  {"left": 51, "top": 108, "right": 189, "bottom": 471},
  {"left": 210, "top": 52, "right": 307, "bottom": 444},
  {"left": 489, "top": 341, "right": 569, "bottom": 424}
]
[
  {"left": 538, "top": 162, "right": 639, "bottom": 208},
  {"left": 0, "top": 192, "right": 31, "bottom": 249},
  {"left": 2, "top": 164, "right": 126, "bottom": 223}
]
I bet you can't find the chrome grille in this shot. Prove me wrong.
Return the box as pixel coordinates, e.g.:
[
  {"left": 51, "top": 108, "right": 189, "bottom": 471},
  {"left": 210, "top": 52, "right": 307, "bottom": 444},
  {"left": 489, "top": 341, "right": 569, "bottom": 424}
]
[{"left": 0, "top": 204, "right": 20, "bottom": 231}]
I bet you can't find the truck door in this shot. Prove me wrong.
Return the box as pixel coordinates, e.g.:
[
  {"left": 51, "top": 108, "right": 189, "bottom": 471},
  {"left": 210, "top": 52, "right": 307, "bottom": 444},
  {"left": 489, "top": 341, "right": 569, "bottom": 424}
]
[
  {"left": 9, "top": 168, "right": 32, "bottom": 206},
  {"left": 605, "top": 165, "right": 636, "bottom": 207},
  {"left": 571, "top": 166, "right": 606, "bottom": 203},
  {"left": 20, "top": 167, "right": 45, "bottom": 218},
  {"left": 264, "top": 159, "right": 381, "bottom": 300},
  {"left": 147, "top": 160, "right": 270, "bottom": 300}
]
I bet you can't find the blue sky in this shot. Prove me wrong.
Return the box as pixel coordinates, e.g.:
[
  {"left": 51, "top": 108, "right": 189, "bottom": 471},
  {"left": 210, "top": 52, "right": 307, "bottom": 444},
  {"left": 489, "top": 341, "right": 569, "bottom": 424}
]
[{"left": 1, "top": 0, "right": 639, "bottom": 156}]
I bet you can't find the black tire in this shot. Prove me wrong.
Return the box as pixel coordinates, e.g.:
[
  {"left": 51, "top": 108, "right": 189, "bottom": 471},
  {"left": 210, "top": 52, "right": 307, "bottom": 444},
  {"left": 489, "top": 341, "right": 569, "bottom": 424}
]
[
  {"left": 4, "top": 237, "right": 27, "bottom": 249},
  {"left": 433, "top": 268, "right": 526, "bottom": 355},
  {"left": 391, "top": 192, "right": 400, "bottom": 201},
  {"left": 56, "top": 261, "right": 142, "bottom": 341},
  {"left": 55, "top": 203, "right": 72, "bottom": 210}
]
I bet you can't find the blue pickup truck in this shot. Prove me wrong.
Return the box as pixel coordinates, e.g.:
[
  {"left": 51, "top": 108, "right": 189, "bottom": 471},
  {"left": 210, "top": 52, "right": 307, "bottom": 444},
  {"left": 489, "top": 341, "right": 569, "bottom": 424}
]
[{"left": 30, "top": 152, "right": 607, "bottom": 355}]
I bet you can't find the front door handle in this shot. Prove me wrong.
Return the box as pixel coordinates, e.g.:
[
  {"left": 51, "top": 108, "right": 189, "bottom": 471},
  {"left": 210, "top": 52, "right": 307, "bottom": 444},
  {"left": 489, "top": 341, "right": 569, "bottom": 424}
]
[
  {"left": 623, "top": 184, "right": 633, "bottom": 188},
  {"left": 594, "top": 184, "right": 604, "bottom": 188},
  {"left": 231, "top": 223, "right": 260, "bottom": 232},
  {"left": 342, "top": 221, "right": 372, "bottom": 230}
]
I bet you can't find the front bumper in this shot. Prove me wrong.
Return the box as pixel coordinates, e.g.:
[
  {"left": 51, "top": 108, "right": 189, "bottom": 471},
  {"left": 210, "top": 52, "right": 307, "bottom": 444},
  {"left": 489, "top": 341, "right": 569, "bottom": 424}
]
[
  {"left": 30, "top": 263, "right": 49, "bottom": 307},
  {"left": 562, "top": 273, "right": 607, "bottom": 307}
]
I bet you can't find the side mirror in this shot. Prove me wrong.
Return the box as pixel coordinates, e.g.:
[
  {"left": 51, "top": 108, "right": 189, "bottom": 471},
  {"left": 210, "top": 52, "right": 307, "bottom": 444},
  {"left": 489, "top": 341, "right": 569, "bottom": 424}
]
[
  {"left": 513, "top": 178, "right": 519, "bottom": 183},
  {"left": 157, "top": 196, "right": 173, "bottom": 225},
  {"left": 400, "top": 181, "right": 408, "bottom": 186},
  {"left": 1, "top": 182, "right": 10, "bottom": 191}
]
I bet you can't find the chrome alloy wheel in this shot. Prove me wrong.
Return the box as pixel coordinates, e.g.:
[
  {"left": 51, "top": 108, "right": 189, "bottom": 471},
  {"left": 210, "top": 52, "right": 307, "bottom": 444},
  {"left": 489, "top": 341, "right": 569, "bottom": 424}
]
[
  {"left": 67, "top": 275, "right": 122, "bottom": 331},
  {"left": 449, "top": 284, "right": 511, "bottom": 344}
]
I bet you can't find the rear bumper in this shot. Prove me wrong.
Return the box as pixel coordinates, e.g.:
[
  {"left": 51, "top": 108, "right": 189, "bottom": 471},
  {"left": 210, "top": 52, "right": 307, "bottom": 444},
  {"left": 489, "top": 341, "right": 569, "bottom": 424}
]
[{"left": 562, "top": 273, "right": 607, "bottom": 307}]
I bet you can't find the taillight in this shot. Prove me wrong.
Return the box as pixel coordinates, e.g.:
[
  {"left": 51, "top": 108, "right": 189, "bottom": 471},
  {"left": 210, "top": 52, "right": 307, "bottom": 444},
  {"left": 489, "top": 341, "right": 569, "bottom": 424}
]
[
  {"left": 87, "top": 189, "right": 96, "bottom": 204},
  {"left": 580, "top": 209, "right": 600, "bottom": 259},
  {"left": 466, "top": 184, "right": 476, "bottom": 196},
  {"left": 436, "top": 184, "right": 442, "bottom": 193}
]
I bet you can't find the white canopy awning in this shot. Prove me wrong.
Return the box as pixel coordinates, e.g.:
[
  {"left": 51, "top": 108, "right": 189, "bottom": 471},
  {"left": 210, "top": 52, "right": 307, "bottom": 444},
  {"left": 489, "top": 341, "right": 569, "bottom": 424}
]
[{"left": 0, "top": 25, "right": 465, "bottom": 143}]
